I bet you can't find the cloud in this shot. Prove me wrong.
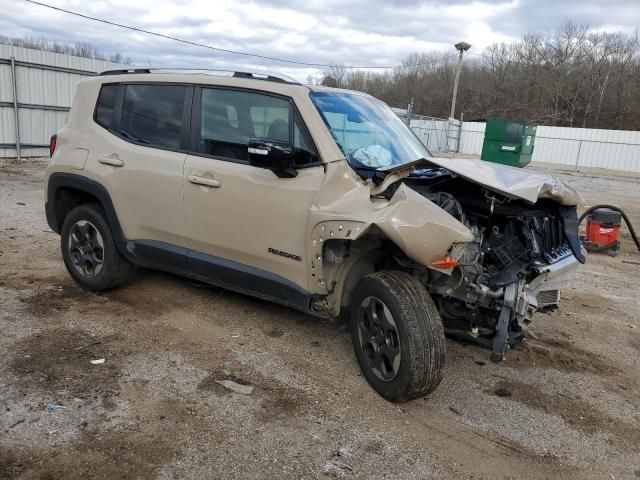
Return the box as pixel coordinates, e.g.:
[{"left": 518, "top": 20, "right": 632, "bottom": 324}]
[
  {"left": 1, "top": 0, "right": 638, "bottom": 81},
  {"left": 485, "top": 0, "right": 640, "bottom": 38}
]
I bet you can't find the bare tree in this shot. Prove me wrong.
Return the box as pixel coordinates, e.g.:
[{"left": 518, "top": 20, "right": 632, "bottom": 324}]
[
  {"left": 0, "top": 35, "right": 132, "bottom": 64},
  {"left": 334, "top": 22, "right": 640, "bottom": 130}
]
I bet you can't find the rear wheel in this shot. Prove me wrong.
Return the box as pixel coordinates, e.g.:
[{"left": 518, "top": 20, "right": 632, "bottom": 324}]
[
  {"left": 61, "top": 204, "right": 135, "bottom": 291},
  {"left": 350, "top": 271, "right": 446, "bottom": 402}
]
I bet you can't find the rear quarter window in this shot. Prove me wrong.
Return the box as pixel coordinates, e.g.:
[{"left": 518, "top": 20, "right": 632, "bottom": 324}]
[{"left": 95, "top": 85, "right": 119, "bottom": 129}]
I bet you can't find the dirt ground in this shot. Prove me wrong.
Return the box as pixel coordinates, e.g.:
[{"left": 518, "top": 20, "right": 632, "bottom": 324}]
[{"left": 1, "top": 160, "right": 639, "bottom": 480}]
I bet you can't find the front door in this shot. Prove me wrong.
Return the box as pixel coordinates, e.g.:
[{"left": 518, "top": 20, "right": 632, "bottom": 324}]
[{"left": 183, "top": 86, "right": 324, "bottom": 295}]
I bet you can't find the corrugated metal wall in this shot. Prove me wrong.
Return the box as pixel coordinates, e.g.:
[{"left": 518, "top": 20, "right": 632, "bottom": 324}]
[
  {"left": 412, "top": 119, "right": 640, "bottom": 173},
  {"left": 533, "top": 126, "right": 640, "bottom": 172},
  {"left": 0, "top": 45, "right": 125, "bottom": 158}
]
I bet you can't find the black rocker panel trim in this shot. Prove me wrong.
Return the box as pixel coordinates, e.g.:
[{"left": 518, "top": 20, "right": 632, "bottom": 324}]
[
  {"left": 187, "top": 248, "right": 311, "bottom": 312},
  {"left": 125, "top": 239, "right": 188, "bottom": 272},
  {"left": 127, "top": 240, "right": 312, "bottom": 313}
]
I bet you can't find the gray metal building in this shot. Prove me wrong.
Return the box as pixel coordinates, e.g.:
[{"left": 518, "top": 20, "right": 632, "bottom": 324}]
[{"left": 0, "top": 44, "right": 125, "bottom": 159}]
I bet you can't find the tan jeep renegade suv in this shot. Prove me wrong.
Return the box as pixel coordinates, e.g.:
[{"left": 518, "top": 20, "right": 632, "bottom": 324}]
[{"left": 45, "top": 69, "right": 584, "bottom": 401}]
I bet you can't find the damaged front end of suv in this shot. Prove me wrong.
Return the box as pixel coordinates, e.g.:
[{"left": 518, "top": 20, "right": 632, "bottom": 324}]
[
  {"left": 377, "top": 158, "right": 584, "bottom": 361},
  {"left": 312, "top": 155, "right": 584, "bottom": 363}
]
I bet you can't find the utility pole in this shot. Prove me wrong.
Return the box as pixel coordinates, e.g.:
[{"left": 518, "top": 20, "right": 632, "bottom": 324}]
[{"left": 449, "top": 42, "right": 471, "bottom": 120}]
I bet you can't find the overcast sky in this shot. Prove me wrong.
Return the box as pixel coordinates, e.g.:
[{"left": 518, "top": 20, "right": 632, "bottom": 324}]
[{"left": 1, "top": 0, "right": 639, "bottom": 80}]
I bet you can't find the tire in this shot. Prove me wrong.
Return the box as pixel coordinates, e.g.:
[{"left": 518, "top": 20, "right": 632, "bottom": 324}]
[
  {"left": 349, "top": 271, "right": 446, "bottom": 402},
  {"left": 60, "top": 203, "right": 135, "bottom": 291}
]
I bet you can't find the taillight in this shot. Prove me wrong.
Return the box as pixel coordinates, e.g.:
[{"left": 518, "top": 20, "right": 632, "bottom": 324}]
[{"left": 49, "top": 134, "right": 57, "bottom": 157}]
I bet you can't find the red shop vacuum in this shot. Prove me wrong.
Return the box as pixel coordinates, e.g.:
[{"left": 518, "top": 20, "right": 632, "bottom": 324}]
[{"left": 579, "top": 205, "right": 640, "bottom": 254}]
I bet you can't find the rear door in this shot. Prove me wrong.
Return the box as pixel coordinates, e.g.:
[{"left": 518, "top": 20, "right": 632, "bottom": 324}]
[
  {"left": 92, "top": 83, "right": 191, "bottom": 253},
  {"left": 182, "top": 86, "right": 324, "bottom": 294}
]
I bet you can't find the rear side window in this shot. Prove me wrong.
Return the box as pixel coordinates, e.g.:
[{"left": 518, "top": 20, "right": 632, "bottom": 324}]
[
  {"left": 95, "top": 85, "right": 118, "bottom": 129},
  {"left": 120, "top": 84, "right": 186, "bottom": 149}
]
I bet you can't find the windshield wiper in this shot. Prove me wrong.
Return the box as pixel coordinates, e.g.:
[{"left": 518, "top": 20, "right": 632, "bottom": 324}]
[
  {"left": 350, "top": 164, "right": 386, "bottom": 183},
  {"left": 352, "top": 165, "right": 379, "bottom": 172}
]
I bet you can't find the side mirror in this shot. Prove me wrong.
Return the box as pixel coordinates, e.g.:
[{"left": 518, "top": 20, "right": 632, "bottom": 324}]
[{"left": 248, "top": 138, "right": 297, "bottom": 178}]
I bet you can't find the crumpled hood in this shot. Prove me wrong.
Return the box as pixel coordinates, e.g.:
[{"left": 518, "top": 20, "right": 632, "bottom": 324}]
[{"left": 375, "top": 156, "right": 583, "bottom": 206}]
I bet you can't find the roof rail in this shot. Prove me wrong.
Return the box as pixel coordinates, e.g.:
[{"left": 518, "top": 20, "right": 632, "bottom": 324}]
[
  {"left": 231, "top": 71, "right": 297, "bottom": 84},
  {"left": 98, "top": 68, "right": 300, "bottom": 85},
  {"left": 99, "top": 68, "right": 152, "bottom": 76}
]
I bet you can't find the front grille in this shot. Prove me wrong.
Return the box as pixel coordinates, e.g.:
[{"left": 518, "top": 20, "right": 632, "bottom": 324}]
[
  {"left": 537, "top": 289, "right": 560, "bottom": 306},
  {"left": 540, "top": 215, "right": 564, "bottom": 253},
  {"left": 524, "top": 214, "right": 568, "bottom": 262}
]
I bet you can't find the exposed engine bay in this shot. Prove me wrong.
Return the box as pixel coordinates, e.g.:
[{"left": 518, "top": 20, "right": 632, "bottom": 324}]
[{"left": 381, "top": 168, "right": 584, "bottom": 361}]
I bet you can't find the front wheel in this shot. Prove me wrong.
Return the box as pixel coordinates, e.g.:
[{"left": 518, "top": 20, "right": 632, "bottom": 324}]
[
  {"left": 350, "top": 271, "right": 446, "bottom": 402},
  {"left": 60, "top": 204, "right": 135, "bottom": 291}
]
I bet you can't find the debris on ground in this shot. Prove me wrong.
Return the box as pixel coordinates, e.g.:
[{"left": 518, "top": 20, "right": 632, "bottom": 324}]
[
  {"left": 494, "top": 388, "right": 512, "bottom": 398},
  {"left": 323, "top": 460, "right": 354, "bottom": 477},
  {"left": 9, "top": 419, "right": 25, "bottom": 428},
  {"left": 90, "top": 358, "right": 105, "bottom": 365},
  {"left": 336, "top": 446, "right": 352, "bottom": 458},
  {"left": 215, "top": 379, "right": 254, "bottom": 395}
]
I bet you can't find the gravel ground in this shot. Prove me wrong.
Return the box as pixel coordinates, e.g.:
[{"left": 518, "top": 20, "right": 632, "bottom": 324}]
[{"left": 1, "top": 160, "right": 639, "bottom": 479}]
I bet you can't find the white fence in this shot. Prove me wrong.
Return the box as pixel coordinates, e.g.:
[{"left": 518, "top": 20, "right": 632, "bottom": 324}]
[
  {"left": 458, "top": 121, "right": 485, "bottom": 155},
  {"left": 528, "top": 126, "right": 640, "bottom": 172},
  {"left": 0, "top": 45, "right": 125, "bottom": 159},
  {"left": 409, "top": 116, "right": 451, "bottom": 153},
  {"left": 410, "top": 117, "right": 640, "bottom": 173}
]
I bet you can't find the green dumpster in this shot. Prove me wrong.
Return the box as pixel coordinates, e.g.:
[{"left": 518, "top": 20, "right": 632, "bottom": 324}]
[{"left": 480, "top": 119, "right": 537, "bottom": 167}]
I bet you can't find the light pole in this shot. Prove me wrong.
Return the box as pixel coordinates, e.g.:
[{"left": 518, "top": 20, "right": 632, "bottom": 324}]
[{"left": 449, "top": 41, "right": 471, "bottom": 120}]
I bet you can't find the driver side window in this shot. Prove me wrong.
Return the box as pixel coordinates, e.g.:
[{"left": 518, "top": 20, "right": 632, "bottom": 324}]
[{"left": 197, "top": 88, "right": 320, "bottom": 166}]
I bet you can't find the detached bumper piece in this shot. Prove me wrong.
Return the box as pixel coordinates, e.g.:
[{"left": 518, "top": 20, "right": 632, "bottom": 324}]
[{"left": 491, "top": 253, "right": 580, "bottom": 362}]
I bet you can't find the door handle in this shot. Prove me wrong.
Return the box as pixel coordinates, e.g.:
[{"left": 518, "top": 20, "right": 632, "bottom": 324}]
[
  {"left": 188, "top": 175, "right": 221, "bottom": 188},
  {"left": 98, "top": 154, "right": 124, "bottom": 167}
]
